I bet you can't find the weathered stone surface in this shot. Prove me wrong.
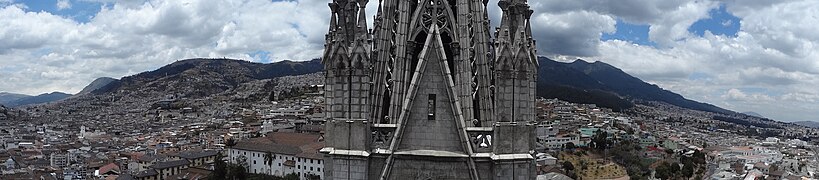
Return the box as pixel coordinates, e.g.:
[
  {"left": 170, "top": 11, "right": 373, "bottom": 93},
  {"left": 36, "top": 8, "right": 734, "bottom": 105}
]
[{"left": 320, "top": 0, "right": 540, "bottom": 179}]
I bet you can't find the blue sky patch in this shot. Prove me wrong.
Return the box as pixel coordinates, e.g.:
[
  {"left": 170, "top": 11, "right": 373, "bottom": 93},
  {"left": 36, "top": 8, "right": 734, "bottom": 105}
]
[
  {"left": 31, "top": 47, "right": 52, "bottom": 57},
  {"left": 688, "top": 4, "right": 740, "bottom": 37},
  {"left": 601, "top": 19, "right": 656, "bottom": 46},
  {"left": 18, "top": 0, "right": 103, "bottom": 23},
  {"left": 687, "top": 72, "right": 711, "bottom": 80},
  {"left": 740, "top": 87, "right": 780, "bottom": 97},
  {"left": 248, "top": 50, "right": 273, "bottom": 63}
]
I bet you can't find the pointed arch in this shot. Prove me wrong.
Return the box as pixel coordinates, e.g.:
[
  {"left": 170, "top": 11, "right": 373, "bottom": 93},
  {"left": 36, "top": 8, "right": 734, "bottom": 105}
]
[{"left": 408, "top": 0, "right": 458, "bottom": 41}]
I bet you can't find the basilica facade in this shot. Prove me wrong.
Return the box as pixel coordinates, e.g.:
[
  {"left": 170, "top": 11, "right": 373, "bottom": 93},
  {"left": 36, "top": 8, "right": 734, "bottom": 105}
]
[{"left": 320, "top": 0, "right": 539, "bottom": 179}]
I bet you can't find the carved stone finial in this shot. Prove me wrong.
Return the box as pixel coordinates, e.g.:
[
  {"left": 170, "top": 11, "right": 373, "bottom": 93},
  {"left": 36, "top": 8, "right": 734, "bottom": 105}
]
[
  {"left": 329, "top": 3, "right": 339, "bottom": 12},
  {"left": 358, "top": 0, "right": 369, "bottom": 6},
  {"left": 525, "top": 10, "right": 534, "bottom": 19},
  {"left": 498, "top": 0, "right": 510, "bottom": 10}
]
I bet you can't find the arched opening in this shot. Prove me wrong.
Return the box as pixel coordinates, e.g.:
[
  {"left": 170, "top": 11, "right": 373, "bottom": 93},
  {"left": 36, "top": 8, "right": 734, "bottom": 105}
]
[
  {"left": 408, "top": 31, "right": 428, "bottom": 80},
  {"left": 440, "top": 32, "right": 455, "bottom": 74}
]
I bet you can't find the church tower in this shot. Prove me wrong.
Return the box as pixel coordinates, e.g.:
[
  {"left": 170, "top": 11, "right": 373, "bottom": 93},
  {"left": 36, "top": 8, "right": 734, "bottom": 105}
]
[{"left": 321, "top": 0, "right": 538, "bottom": 179}]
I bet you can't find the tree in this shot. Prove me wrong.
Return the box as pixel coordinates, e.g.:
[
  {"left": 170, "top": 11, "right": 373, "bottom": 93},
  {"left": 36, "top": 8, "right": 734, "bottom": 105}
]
[
  {"left": 226, "top": 138, "right": 237, "bottom": 147},
  {"left": 655, "top": 162, "right": 673, "bottom": 179},
  {"left": 562, "top": 161, "right": 577, "bottom": 179},
  {"left": 692, "top": 150, "right": 706, "bottom": 165},
  {"left": 562, "top": 161, "right": 575, "bottom": 172},
  {"left": 592, "top": 130, "right": 611, "bottom": 150},
  {"left": 226, "top": 156, "right": 249, "bottom": 180},
  {"left": 565, "top": 142, "right": 577, "bottom": 149},
  {"left": 669, "top": 163, "right": 681, "bottom": 177},
  {"left": 230, "top": 164, "right": 247, "bottom": 180},
  {"left": 681, "top": 162, "right": 694, "bottom": 178},
  {"left": 283, "top": 173, "right": 299, "bottom": 180},
  {"left": 305, "top": 173, "right": 321, "bottom": 180},
  {"left": 210, "top": 153, "right": 227, "bottom": 180},
  {"left": 264, "top": 151, "right": 275, "bottom": 176}
]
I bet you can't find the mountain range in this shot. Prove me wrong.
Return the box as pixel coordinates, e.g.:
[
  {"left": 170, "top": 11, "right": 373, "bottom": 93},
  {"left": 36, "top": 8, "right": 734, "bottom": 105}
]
[
  {"left": 90, "top": 58, "right": 323, "bottom": 97},
  {"left": 0, "top": 92, "right": 30, "bottom": 105},
  {"left": 20, "top": 58, "right": 325, "bottom": 124},
  {"left": 1, "top": 58, "right": 323, "bottom": 110},
  {"left": 0, "top": 77, "right": 118, "bottom": 107},
  {"left": 5, "top": 57, "right": 810, "bottom": 129},
  {"left": 536, "top": 57, "right": 734, "bottom": 114},
  {"left": 743, "top": 111, "right": 765, "bottom": 118},
  {"left": 1, "top": 57, "right": 733, "bottom": 115},
  {"left": 78, "top": 77, "right": 118, "bottom": 94},
  {"left": 0, "top": 92, "right": 72, "bottom": 107},
  {"left": 793, "top": 121, "right": 819, "bottom": 128}
]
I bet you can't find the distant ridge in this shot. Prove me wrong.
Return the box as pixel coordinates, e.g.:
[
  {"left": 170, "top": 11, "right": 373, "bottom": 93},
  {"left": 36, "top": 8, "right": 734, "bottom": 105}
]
[
  {"left": 536, "top": 57, "right": 734, "bottom": 114},
  {"left": 78, "top": 77, "right": 118, "bottom": 94},
  {"left": 91, "top": 58, "right": 323, "bottom": 98},
  {"left": 0, "top": 92, "right": 31, "bottom": 106},
  {"left": 5, "top": 92, "right": 72, "bottom": 107},
  {"left": 536, "top": 58, "right": 633, "bottom": 110},
  {"left": 743, "top": 111, "right": 765, "bottom": 118},
  {"left": 793, "top": 121, "right": 819, "bottom": 128},
  {"left": 19, "top": 56, "right": 790, "bottom": 130}
]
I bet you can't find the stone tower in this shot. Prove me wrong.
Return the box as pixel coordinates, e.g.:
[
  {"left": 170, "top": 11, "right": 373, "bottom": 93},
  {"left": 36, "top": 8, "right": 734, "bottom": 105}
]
[{"left": 321, "top": 0, "right": 538, "bottom": 179}]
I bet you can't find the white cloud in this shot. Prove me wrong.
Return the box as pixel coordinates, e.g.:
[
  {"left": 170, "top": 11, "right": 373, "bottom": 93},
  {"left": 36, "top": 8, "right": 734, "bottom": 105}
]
[
  {"left": 525, "top": 0, "right": 716, "bottom": 47},
  {"left": 0, "top": 0, "right": 12, "bottom": 6},
  {"left": 528, "top": 0, "right": 819, "bottom": 122},
  {"left": 529, "top": 10, "right": 615, "bottom": 57},
  {"left": 57, "top": 0, "right": 71, "bottom": 10},
  {"left": 0, "top": 0, "right": 333, "bottom": 95},
  {"left": 0, "top": 0, "right": 818, "bottom": 122},
  {"left": 721, "top": 88, "right": 774, "bottom": 102}
]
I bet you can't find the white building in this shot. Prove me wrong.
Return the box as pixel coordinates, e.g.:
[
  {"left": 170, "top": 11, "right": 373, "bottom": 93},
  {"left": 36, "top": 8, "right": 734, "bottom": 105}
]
[
  {"left": 228, "top": 132, "right": 324, "bottom": 179},
  {"left": 50, "top": 153, "right": 68, "bottom": 168},
  {"left": 763, "top": 137, "right": 780, "bottom": 145},
  {"left": 538, "top": 134, "right": 580, "bottom": 149},
  {"left": 720, "top": 146, "right": 783, "bottom": 164},
  {"left": 269, "top": 108, "right": 308, "bottom": 117}
]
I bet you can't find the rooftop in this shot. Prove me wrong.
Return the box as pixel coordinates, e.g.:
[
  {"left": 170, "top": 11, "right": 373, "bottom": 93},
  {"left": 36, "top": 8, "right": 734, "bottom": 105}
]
[
  {"left": 177, "top": 150, "right": 218, "bottom": 159},
  {"left": 150, "top": 159, "right": 189, "bottom": 169},
  {"left": 232, "top": 132, "right": 324, "bottom": 159}
]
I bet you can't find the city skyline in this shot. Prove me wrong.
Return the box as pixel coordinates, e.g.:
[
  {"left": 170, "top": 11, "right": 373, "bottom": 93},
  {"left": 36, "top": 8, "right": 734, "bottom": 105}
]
[{"left": 1, "top": 0, "right": 817, "bottom": 122}]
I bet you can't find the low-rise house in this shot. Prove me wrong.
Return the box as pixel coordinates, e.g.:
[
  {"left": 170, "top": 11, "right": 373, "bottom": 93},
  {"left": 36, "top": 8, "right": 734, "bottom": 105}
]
[
  {"left": 95, "top": 162, "right": 121, "bottom": 178},
  {"left": 136, "top": 154, "right": 170, "bottom": 172},
  {"left": 175, "top": 150, "right": 218, "bottom": 168},
  {"left": 538, "top": 133, "right": 580, "bottom": 150},
  {"left": 752, "top": 162, "right": 769, "bottom": 174},
  {"left": 133, "top": 169, "right": 158, "bottom": 180},
  {"left": 50, "top": 152, "right": 68, "bottom": 168},
  {"left": 229, "top": 132, "right": 324, "bottom": 179},
  {"left": 150, "top": 159, "right": 189, "bottom": 180}
]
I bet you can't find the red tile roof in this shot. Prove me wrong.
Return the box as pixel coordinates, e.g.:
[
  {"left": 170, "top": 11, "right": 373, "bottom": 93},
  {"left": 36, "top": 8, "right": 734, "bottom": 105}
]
[
  {"left": 99, "top": 163, "right": 120, "bottom": 174},
  {"left": 233, "top": 132, "right": 324, "bottom": 160}
]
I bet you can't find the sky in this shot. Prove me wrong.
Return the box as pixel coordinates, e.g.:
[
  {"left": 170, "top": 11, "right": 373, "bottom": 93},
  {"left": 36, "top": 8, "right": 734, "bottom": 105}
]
[{"left": 0, "top": 0, "right": 818, "bottom": 122}]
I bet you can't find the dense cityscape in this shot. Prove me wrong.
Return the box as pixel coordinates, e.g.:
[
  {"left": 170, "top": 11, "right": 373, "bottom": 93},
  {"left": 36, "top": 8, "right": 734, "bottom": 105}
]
[
  {"left": 2, "top": 0, "right": 819, "bottom": 180},
  {"left": 0, "top": 71, "right": 817, "bottom": 179}
]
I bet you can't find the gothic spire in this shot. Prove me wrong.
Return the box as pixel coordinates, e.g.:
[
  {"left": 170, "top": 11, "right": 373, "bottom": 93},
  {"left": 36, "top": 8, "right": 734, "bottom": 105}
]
[{"left": 355, "top": 0, "right": 370, "bottom": 41}]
